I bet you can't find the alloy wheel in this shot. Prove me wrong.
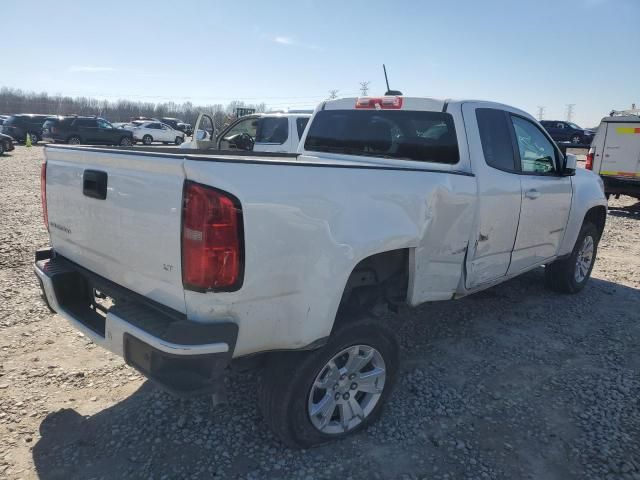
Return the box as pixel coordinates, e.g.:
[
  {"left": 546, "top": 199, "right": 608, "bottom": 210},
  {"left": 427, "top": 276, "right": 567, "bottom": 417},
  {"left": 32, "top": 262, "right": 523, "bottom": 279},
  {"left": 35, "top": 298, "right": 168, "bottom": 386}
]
[
  {"left": 307, "top": 344, "right": 386, "bottom": 435},
  {"left": 575, "top": 235, "right": 594, "bottom": 283}
]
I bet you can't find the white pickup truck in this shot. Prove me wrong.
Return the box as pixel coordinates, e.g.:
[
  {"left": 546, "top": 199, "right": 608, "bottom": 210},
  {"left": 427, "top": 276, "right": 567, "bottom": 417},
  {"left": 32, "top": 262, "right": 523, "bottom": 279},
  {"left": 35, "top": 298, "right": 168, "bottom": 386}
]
[{"left": 35, "top": 96, "right": 607, "bottom": 447}]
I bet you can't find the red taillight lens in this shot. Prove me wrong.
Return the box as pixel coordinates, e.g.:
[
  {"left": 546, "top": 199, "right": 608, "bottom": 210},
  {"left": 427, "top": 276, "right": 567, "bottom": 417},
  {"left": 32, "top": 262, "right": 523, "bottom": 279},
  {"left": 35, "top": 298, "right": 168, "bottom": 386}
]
[
  {"left": 355, "top": 96, "right": 403, "bottom": 109},
  {"left": 40, "top": 162, "right": 48, "bottom": 230},
  {"left": 586, "top": 150, "right": 594, "bottom": 170},
  {"left": 182, "top": 181, "right": 243, "bottom": 291}
]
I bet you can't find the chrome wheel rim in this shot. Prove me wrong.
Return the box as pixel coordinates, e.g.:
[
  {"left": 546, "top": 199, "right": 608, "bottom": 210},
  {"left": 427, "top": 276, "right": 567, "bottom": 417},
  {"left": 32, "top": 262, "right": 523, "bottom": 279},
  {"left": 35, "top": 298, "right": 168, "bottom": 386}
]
[
  {"left": 307, "top": 344, "right": 386, "bottom": 435},
  {"left": 575, "top": 235, "right": 594, "bottom": 283},
  {"left": 69, "top": 137, "right": 80, "bottom": 144},
  {"left": 571, "top": 136, "right": 581, "bottom": 144},
  {"left": 121, "top": 138, "right": 131, "bottom": 146}
]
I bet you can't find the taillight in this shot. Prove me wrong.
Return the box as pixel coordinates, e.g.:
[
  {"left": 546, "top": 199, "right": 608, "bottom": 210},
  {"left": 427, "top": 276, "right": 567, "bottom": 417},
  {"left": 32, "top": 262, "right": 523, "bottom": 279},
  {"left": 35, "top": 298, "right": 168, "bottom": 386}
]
[
  {"left": 355, "top": 96, "right": 403, "bottom": 109},
  {"left": 40, "top": 162, "right": 48, "bottom": 230},
  {"left": 181, "top": 181, "right": 243, "bottom": 291},
  {"left": 586, "top": 149, "right": 594, "bottom": 170}
]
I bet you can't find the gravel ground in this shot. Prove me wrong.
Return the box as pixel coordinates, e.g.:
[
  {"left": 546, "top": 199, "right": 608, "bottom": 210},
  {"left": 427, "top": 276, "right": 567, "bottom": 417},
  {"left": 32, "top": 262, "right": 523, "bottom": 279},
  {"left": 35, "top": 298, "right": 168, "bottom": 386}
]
[{"left": 1, "top": 145, "right": 639, "bottom": 480}]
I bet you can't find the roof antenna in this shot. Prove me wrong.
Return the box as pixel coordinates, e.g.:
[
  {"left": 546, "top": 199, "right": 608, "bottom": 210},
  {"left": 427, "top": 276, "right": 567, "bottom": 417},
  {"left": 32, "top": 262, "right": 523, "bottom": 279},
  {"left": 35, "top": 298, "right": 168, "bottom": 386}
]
[{"left": 383, "top": 64, "right": 403, "bottom": 96}]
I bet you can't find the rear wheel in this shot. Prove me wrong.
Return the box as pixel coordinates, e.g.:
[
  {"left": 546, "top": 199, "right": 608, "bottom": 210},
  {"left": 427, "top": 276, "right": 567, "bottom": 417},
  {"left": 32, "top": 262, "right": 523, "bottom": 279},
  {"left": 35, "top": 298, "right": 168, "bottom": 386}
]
[
  {"left": 0, "top": 142, "right": 4, "bottom": 155},
  {"left": 29, "top": 132, "right": 40, "bottom": 144},
  {"left": 67, "top": 136, "right": 81, "bottom": 145},
  {"left": 545, "top": 221, "right": 599, "bottom": 293},
  {"left": 257, "top": 316, "right": 399, "bottom": 448},
  {"left": 119, "top": 137, "right": 132, "bottom": 146},
  {"left": 142, "top": 135, "right": 153, "bottom": 145},
  {"left": 175, "top": 136, "right": 183, "bottom": 145}
]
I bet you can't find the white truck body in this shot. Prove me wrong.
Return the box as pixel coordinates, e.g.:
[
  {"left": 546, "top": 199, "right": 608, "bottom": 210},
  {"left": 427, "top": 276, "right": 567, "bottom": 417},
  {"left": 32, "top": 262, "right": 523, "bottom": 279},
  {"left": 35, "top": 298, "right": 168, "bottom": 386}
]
[
  {"left": 588, "top": 115, "right": 640, "bottom": 198},
  {"left": 35, "top": 96, "right": 607, "bottom": 445}
]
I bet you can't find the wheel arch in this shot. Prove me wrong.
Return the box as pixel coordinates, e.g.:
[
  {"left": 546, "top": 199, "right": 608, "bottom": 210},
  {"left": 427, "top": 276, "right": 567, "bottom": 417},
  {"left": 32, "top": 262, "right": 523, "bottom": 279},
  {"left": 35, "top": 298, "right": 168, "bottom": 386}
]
[
  {"left": 331, "top": 248, "right": 410, "bottom": 334},
  {"left": 584, "top": 205, "right": 606, "bottom": 238}
]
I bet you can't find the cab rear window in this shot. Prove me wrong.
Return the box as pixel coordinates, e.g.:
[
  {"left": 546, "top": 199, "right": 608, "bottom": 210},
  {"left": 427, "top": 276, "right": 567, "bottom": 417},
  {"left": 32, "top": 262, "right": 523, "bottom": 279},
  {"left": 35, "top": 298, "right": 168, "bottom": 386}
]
[{"left": 304, "top": 110, "right": 459, "bottom": 164}]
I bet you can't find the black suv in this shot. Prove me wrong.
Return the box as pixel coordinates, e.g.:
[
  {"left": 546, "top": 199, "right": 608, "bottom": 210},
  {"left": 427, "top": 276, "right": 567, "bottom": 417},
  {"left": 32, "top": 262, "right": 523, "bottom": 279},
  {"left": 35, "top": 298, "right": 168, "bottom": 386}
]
[
  {"left": 1, "top": 114, "right": 52, "bottom": 143},
  {"left": 42, "top": 116, "right": 133, "bottom": 146},
  {"left": 540, "top": 120, "right": 596, "bottom": 145}
]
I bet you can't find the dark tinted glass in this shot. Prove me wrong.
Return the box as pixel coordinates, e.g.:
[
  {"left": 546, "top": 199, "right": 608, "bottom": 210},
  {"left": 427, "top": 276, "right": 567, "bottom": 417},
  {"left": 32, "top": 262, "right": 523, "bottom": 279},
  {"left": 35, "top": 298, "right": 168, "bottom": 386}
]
[
  {"left": 255, "top": 117, "right": 288, "bottom": 144},
  {"left": 476, "top": 108, "right": 516, "bottom": 171},
  {"left": 304, "top": 110, "right": 459, "bottom": 164},
  {"left": 296, "top": 117, "right": 309, "bottom": 139},
  {"left": 3, "top": 116, "right": 17, "bottom": 126},
  {"left": 75, "top": 119, "right": 97, "bottom": 127}
]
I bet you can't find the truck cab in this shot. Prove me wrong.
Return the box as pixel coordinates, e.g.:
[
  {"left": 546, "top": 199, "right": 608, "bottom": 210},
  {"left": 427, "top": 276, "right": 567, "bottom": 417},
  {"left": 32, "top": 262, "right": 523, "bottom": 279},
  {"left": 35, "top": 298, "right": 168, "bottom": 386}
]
[{"left": 186, "top": 112, "right": 311, "bottom": 153}]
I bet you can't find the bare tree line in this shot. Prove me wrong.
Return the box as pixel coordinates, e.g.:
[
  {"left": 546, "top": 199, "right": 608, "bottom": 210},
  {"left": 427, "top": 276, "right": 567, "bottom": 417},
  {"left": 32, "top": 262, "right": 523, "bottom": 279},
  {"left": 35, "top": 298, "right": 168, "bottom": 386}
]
[{"left": 0, "top": 87, "right": 267, "bottom": 129}]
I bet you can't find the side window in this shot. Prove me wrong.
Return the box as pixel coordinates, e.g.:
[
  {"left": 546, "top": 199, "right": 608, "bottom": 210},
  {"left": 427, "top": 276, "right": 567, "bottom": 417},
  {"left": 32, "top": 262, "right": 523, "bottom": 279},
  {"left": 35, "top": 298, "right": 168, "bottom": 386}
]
[
  {"left": 97, "top": 119, "right": 112, "bottom": 129},
  {"left": 556, "top": 123, "right": 565, "bottom": 129},
  {"left": 511, "top": 116, "right": 557, "bottom": 174},
  {"left": 296, "top": 117, "right": 309, "bottom": 140},
  {"left": 222, "top": 117, "right": 257, "bottom": 140},
  {"left": 476, "top": 108, "right": 516, "bottom": 171},
  {"left": 255, "top": 117, "right": 288, "bottom": 144},
  {"left": 76, "top": 119, "right": 97, "bottom": 128}
]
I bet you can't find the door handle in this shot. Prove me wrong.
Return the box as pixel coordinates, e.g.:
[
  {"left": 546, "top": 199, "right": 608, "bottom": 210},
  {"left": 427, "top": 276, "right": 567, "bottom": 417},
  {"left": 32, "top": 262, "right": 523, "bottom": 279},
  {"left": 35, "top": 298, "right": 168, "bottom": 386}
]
[
  {"left": 83, "top": 170, "right": 108, "bottom": 200},
  {"left": 525, "top": 188, "right": 540, "bottom": 200}
]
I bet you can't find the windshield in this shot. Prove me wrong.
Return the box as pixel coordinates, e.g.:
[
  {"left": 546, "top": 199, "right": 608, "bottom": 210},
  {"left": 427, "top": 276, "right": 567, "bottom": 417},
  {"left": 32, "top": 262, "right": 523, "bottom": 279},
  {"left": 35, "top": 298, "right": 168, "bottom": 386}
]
[
  {"left": 567, "top": 122, "right": 582, "bottom": 130},
  {"left": 304, "top": 110, "right": 459, "bottom": 164}
]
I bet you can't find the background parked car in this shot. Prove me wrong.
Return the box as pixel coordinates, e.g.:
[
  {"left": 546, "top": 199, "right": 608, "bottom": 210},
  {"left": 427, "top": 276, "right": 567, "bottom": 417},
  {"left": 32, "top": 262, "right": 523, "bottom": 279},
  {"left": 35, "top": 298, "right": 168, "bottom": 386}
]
[
  {"left": 41, "top": 116, "right": 133, "bottom": 146},
  {"left": 0, "top": 115, "right": 8, "bottom": 126},
  {"left": 1, "top": 114, "right": 52, "bottom": 143},
  {"left": 128, "top": 121, "right": 185, "bottom": 145},
  {"left": 160, "top": 117, "right": 193, "bottom": 136},
  {"left": 0, "top": 133, "right": 15, "bottom": 155},
  {"left": 540, "top": 120, "right": 596, "bottom": 145}
]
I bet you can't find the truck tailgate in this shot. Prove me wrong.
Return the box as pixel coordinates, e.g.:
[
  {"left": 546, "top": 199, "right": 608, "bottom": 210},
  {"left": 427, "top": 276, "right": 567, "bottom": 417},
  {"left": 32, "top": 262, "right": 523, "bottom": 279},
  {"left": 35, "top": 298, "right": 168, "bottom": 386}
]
[{"left": 44, "top": 147, "right": 186, "bottom": 313}]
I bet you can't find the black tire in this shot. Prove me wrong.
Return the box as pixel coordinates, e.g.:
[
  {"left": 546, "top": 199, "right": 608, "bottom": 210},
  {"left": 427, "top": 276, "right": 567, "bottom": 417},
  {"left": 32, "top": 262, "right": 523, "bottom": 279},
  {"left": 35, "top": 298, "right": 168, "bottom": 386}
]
[
  {"left": 570, "top": 134, "right": 582, "bottom": 144},
  {"left": 0, "top": 142, "right": 4, "bottom": 155},
  {"left": 175, "top": 136, "right": 184, "bottom": 145},
  {"left": 257, "top": 316, "right": 399, "bottom": 448},
  {"left": 67, "top": 136, "right": 81, "bottom": 145},
  {"left": 119, "top": 137, "right": 132, "bottom": 146},
  {"left": 142, "top": 135, "right": 153, "bottom": 145},
  {"left": 30, "top": 132, "right": 40, "bottom": 144},
  {"left": 545, "top": 221, "right": 599, "bottom": 293}
]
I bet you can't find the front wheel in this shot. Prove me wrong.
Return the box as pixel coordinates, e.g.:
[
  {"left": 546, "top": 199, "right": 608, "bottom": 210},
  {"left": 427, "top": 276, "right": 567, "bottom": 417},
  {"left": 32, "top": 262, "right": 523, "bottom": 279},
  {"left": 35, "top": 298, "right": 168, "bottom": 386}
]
[
  {"left": 67, "top": 136, "right": 81, "bottom": 145},
  {"left": 570, "top": 134, "right": 582, "bottom": 144},
  {"left": 0, "top": 142, "right": 4, "bottom": 155},
  {"left": 175, "top": 136, "right": 183, "bottom": 145},
  {"left": 257, "top": 316, "right": 399, "bottom": 448},
  {"left": 119, "top": 137, "right": 132, "bottom": 146},
  {"left": 545, "top": 221, "right": 599, "bottom": 293},
  {"left": 142, "top": 135, "right": 153, "bottom": 145}
]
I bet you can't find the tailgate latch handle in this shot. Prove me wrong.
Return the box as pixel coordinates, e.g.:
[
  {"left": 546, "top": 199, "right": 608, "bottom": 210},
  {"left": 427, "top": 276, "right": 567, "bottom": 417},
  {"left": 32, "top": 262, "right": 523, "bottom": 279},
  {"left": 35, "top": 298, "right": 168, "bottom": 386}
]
[{"left": 83, "top": 170, "right": 108, "bottom": 200}]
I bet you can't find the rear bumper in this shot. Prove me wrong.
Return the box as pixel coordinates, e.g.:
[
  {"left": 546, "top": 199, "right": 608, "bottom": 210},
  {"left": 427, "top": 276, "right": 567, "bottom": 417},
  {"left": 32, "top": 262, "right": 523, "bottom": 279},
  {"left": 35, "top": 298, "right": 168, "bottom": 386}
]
[{"left": 34, "top": 248, "right": 238, "bottom": 397}]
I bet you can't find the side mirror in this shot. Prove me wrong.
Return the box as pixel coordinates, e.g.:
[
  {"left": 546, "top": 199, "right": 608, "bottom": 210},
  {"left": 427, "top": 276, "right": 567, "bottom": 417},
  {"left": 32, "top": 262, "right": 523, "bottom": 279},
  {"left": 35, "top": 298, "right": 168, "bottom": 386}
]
[{"left": 564, "top": 153, "right": 577, "bottom": 175}]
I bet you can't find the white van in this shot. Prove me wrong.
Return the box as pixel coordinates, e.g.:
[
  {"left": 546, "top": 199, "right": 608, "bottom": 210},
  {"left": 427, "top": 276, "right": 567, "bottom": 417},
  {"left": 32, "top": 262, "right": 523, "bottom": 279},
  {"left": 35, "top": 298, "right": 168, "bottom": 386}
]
[{"left": 588, "top": 114, "right": 640, "bottom": 199}]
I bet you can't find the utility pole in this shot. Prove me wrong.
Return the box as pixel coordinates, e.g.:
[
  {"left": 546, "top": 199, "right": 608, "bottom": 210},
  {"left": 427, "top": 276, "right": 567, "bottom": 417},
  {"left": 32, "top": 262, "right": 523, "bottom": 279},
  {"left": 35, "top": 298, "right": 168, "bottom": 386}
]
[
  {"left": 359, "top": 81, "right": 370, "bottom": 96},
  {"left": 537, "top": 106, "right": 545, "bottom": 121},
  {"left": 328, "top": 89, "right": 339, "bottom": 100},
  {"left": 566, "top": 104, "right": 575, "bottom": 122}
]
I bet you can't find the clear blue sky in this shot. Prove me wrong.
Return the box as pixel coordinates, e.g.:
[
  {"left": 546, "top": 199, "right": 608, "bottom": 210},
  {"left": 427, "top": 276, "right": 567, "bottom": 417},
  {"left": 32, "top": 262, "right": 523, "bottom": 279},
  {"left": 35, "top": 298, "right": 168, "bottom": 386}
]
[{"left": 3, "top": 0, "right": 638, "bottom": 127}]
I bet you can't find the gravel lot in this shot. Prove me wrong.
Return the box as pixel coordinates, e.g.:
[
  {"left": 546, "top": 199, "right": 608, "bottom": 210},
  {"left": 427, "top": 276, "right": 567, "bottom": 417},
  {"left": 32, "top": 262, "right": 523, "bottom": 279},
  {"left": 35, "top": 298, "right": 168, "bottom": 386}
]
[{"left": 1, "top": 145, "right": 639, "bottom": 480}]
